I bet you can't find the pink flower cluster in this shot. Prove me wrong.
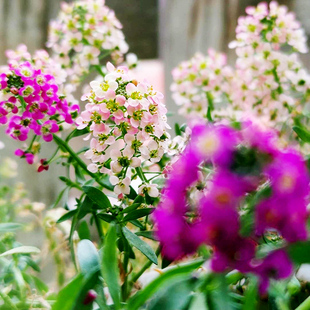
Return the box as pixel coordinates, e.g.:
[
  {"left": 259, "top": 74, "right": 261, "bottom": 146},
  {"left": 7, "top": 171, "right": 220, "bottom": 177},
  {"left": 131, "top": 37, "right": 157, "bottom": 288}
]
[
  {"left": 47, "top": 0, "right": 129, "bottom": 85},
  {"left": 78, "top": 63, "right": 169, "bottom": 197},
  {"left": 171, "top": 1, "right": 310, "bottom": 127},
  {"left": 154, "top": 121, "right": 310, "bottom": 294},
  {"left": 0, "top": 59, "right": 79, "bottom": 165}
]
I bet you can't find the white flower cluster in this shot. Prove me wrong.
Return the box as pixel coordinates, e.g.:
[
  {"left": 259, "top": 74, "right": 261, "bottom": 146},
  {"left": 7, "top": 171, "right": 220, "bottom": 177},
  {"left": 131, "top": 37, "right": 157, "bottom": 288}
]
[{"left": 47, "top": 0, "right": 129, "bottom": 85}]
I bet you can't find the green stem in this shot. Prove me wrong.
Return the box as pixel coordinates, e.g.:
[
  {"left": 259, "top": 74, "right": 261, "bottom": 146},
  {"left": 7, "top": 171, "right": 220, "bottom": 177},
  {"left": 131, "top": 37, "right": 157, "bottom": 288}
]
[
  {"left": 93, "top": 212, "right": 104, "bottom": 244},
  {"left": 52, "top": 134, "right": 110, "bottom": 190},
  {"left": 122, "top": 239, "right": 130, "bottom": 301},
  {"left": 129, "top": 246, "right": 161, "bottom": 286},
  {"left": 296, "top": 296, "right": 310, "bottom": 310},
  {"left": 17, "top": 95, "right": 26, "bottom": 111},
  {"left": 26, "top": 134, "right": 38, "bottom": 152},
  {"left": 47, "top": 146, "right": 60, "bottom": 164},
  {"left": 136, "top": 167, "right": 148, "bottom": 183}
]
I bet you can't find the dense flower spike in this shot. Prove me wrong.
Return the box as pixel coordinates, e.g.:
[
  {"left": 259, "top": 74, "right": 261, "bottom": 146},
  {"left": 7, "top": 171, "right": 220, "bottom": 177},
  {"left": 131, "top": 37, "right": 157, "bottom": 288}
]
[
  {"left": 154, "top": 121, "right": 310, "bottom": 288},
  {"left": 79, "top": 62, "right": 169, "bottom": 196},
  {"left": 0, "top": 56, "right": 79, "bottom": 165},
  {"left": 171, "top": 1, "right": 310, "bottom": 128},
  {"left": 47, "top": 0, "right": 129, "bottom": 85},
  {"left": 171, "top": 50, "right": 233, "bottom": 117}
]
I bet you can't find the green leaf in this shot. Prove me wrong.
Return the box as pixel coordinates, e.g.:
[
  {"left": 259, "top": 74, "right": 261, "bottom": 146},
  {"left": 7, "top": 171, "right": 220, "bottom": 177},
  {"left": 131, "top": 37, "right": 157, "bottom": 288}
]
[
  {"left": 52, "top": 272, "right": 99, "bottom": 310},
  {"left": 148, "top": 277, "right": 198, "bottom": 310},
  {"left": 174, "top": 123, "right": 182, "bottom": 136},
  {"left": 82, "top": 186, "right": 112, "bottom": 210},
  {"left": 59, "top": 176, "right": 82, "bottom": 190},
  {"left": 51, "top": 187, "right": 68, "bottom": 209},
  {"left": 57, "top": 209, "right": 77, "bottom": 223},
  {"left": 67, "top": 127, "right": 90, "bottom": 141},
  {"left": 101, "top": 224, "right": 121, "bottom": 310},
  {"left": 32, "top": 275, "right": 49, "bottom": 293},
  {"left": 135, "top": 231, "right": 158, "bottom": 241},
  {"left": 242, "top": 276, "right": 258, "bottom": 310},
  {"left": 189, "top": 293, "right": 207, "bottom": 310},
  {"left": 127, "top": 258, "right": 204, "bottom": 310},
  {"left": 210, "top": 275, "right": 234, "bottom": 310},
  {"left": 97, "top": 213, "right": 115, "bottom": 223},
  {"left": 122, "top": 227, "right": 158, "bottom": 265},
  {"left": 78, "top": 196, "right": 93, "bottom": 220},
  {"left": 0, "top": 246, "right": 40, "bottom": 257},
  {"left": 0, "top": 223, "right": 23, "bottom": 232},
  {"left": 123, "top": 208, "right": 155, "bottom": 222},
  {"left": 287, "top": 241, "right": 310, "bottom": 264},
  {"left": 121, "top": 203, "right": 143, "bottom": 214},
  {"left": 78, "top": 221, "right": 91, "bottom": 240},
  {"left": 129, "top": 219, "right": 144, "bottom": 229},
  {"left": 293, "top": 126, "right": 310, "bottom": 143},
  {"left": 22, "top": 256, "right": 41, "bottom": 272},
  {"left": 77, "top": 240, "right": 100, "bottom": 275},
  {"left": 127, "top": 186, "right": 138, "bottom": 200}
]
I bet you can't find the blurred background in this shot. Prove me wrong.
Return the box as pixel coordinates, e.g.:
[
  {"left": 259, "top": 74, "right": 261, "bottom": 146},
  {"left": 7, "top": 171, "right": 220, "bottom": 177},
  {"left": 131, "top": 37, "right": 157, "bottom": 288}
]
[
  {"left": 0, "top": 0, "right": 309, "bottom": 288},
  {"left": 0, "top": 0, "right": 310, "bottom": 205}
]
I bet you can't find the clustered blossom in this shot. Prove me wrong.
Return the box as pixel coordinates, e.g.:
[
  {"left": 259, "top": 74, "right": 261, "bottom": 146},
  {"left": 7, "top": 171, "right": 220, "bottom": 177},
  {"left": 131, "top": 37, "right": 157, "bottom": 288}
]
[
  {"left": 0, "top": 59, "right": 79, "bottom": 166},
  {"left": 171, "top": 50, "right": 233, "bottom": 117},
  {"left": 154, "top": 121, "right": 310, "bottom": 294},
  {"left": 171, "top": 1, "right": 310, "bottom": 128},
  {"left": 47, "top": 0, "right": 129, "bottom": 85},
  {"left": 78, "top": 62, "right": 169, "bottom": 197}
]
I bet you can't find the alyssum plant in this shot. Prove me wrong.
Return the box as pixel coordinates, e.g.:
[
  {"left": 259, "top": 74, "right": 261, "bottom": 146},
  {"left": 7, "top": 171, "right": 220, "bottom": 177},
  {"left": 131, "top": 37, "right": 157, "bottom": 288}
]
[{"left": 0, "top": 1, "right": 310, "bottom": 309}]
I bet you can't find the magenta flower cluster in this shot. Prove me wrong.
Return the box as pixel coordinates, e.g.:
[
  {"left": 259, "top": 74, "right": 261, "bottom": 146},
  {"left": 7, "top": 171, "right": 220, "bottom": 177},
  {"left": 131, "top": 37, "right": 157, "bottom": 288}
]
[
  {"left": 0, "top": 61, "right": 79, "bottom": 164},
  {"left": 154, "top": 121, "right": 310, "bottom": 293}
]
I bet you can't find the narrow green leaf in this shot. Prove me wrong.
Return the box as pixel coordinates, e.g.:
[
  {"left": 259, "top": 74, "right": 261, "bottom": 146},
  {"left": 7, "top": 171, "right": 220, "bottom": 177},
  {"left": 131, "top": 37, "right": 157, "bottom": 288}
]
[
  {"left": 127, "top": 186, "right": 138, "bottom": 200},
  {"left": 189, "top": 293, "right": 207, "bottom": 310},
  {"left": 242, "top": 276, "right": 258, "bottom": 310},
  {"left": 0, "top": 246, "right": 40, "bottom": 257},
  {"left": 127, "top": 258, "right": 204, "bottom": 310},
  {"left": 77, "top": 240, "right": 100, "bottom": 275},
  {"left": 52, "top": 272, "right": 99, "bottom": 310},
  {"left": 102, "top": 224, "right": 121, "bottom": 310},
  {"left": 210, "top": 275, "right": 234, "bottom": 310},
  {"left": 51, "top": 187, "right": 68, "bottom": 209},
  {"left": 82, "top": 186, "right": 112, "bottom": 210},
  {"left": 57, "top": 209, "right": 77, "bottom": 223},
  {"left": 175, "top": 123, "right": 182, "bottom": 136},
  {"left": 287, "top": 241, "right": 310, "bottom": 264},
  {"left": 78, "top": 196, "right": 93, "bottom": 220},
  {"left": 123, "top": 208, "right": 155, "bottom": 222},
  {"left": 135, "top": 231, "right": 158, "bottom": 241},
  {"left": 97, "top": 213, "right": 115, "bottom": 223},
  {"left": 148, "top": 277, "right": 197, "bottom": 310},
  {"left": 121, "top": 203, "right": 143, "bottom": 214},
  {"left": 32, "top": 275, "right": 49, "bottom": 293},
  {"left": 122, "top": 227, "right": 158, "bottom": 265},
  {"left": 78, "top": 221, "right": 91, "bottom": 240},
  {"left": 129, "top": 219, "right": 144, "bottom": 229},
  {"left": 0, "top": 223, "right": 23, "bottom": 232},
  {"left": 22, "top": 256, "right": 41, "bottom": 272},
  {"left": 67, "top": 127, "right": 90, "bottom": 141},
  {"left": 59, "top": 176, "right": 82, "bottom": 190},
  {"left": 293, "top": 126, "right": 310, "bottom": 143}
]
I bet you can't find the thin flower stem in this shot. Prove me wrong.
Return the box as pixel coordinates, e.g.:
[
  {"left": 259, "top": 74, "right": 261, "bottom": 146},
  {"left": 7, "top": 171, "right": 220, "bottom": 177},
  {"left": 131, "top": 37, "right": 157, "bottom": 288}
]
[
  {"left": 93, "top": 212, "right": 104, "bottom": 245},
  {"left": 52, "top": 134, "right": 111, "bottom": 190},
  {"left": 47, "top": 146, "right": 60, "bottom": 164},
  {"left": 136, "top": 167, "right": 148, "bottom": 183},
  {"left": 129, "top": 246, "right": 161, "bottom": 286}
]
